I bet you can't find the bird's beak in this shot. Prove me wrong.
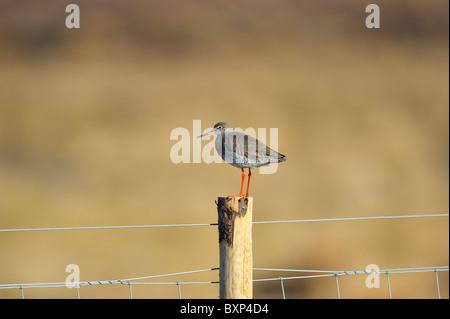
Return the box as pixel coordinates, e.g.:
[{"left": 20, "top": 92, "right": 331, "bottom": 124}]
[{"left": 197, "top": 130, "right": 215, "bottom": 138}]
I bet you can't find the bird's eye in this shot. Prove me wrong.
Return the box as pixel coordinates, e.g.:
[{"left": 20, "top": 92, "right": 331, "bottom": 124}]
[{"left": 217, "top": 126, "right": 222, "bottom": 129}]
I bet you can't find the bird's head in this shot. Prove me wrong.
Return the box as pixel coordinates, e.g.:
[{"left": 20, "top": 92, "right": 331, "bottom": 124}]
[{"left": 198, "top": 122, "right": 231, "bottom": 138}]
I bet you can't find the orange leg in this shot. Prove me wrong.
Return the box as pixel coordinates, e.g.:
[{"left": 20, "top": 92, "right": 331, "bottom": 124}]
[
  {"left": 239, "top": 168, "right": 245, "bottom": 197},
  {"left": 245, "top": 168, "right": 252, "bottom": 197}
]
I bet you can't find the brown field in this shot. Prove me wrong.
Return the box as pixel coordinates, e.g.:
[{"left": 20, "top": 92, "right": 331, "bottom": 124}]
[{"left": 0, "top": 0, "right": 448, "bottom": 298}]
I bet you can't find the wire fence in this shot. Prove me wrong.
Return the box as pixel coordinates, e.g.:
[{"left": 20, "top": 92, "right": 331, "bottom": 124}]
[
  {"left": 0, "top": 213, "right": 447, "bottom": 233},
  {"left": 0, "top": 213, "right": 448, "bottom": 299},
  {"left": 0, "top": 266, "right": 447, "bottom": 299}
]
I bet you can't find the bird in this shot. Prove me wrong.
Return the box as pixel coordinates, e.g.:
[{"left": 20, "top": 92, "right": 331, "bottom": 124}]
[{"left": 198, "top": 122, "right": 286, "bottom": 197}]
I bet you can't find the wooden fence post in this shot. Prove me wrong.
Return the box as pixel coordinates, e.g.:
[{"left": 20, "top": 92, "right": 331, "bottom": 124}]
[{"left": 217, "top": 196, "right": 253, "bottom": 299}]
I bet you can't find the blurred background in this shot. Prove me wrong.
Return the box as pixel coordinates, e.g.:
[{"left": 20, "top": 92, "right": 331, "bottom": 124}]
[{"left": 0, "top": 0, "right": 448, "bottom": 298}]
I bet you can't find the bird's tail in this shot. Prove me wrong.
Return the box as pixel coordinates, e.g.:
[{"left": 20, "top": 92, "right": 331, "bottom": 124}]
[{"left": 277, "top": 153, "right": 287, "bottom": 163}]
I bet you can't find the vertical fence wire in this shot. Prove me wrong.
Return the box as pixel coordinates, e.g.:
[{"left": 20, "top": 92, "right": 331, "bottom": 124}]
[
  {"left": 386, "top": 271, "right": 392, "bottom": 299},
  {"left": 279, "top": 277, "right": 286, "bottom": 299},
  {"left": 127, "top": 282, "right": 133, "bottom": 299},
  {"left": 435, "top": 269, "right": 441, "bottom": 299},
  {"left": 176, "top": 282, "right": 182, "bottom": 299},
  {"left": 334, "top": 274, "right": 341, "bottom": 299},
  {"left": 76, "top": 284, "right": 80, "bottom": 299}
]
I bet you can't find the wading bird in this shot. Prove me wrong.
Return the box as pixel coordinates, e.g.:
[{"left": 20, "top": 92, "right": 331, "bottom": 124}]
[{"left": 199, "top": 122, "right": 286, "bottom": 197}]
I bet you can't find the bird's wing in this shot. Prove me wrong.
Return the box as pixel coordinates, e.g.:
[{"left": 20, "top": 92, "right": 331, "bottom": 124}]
[{"left": 224, "top": 131, "right": 281, "bottom": 161}]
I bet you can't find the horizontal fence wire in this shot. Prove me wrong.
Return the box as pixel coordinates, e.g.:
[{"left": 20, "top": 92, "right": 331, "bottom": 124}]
[
  {"left": 0, "top": 223, "right": 217, "bottom": 233},
  {"left": 0, "top": 213, "right": 447, "bottom": 233}
]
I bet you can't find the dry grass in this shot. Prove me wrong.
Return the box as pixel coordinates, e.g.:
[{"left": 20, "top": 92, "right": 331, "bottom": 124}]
[{"left": 0, "top": 0, "right": 448, "bottom": 298}]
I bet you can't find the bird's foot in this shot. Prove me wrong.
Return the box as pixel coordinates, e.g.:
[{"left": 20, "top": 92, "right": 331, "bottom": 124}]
[{"left": 228, "top": 194, "right": 247, "bottom": 198}]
